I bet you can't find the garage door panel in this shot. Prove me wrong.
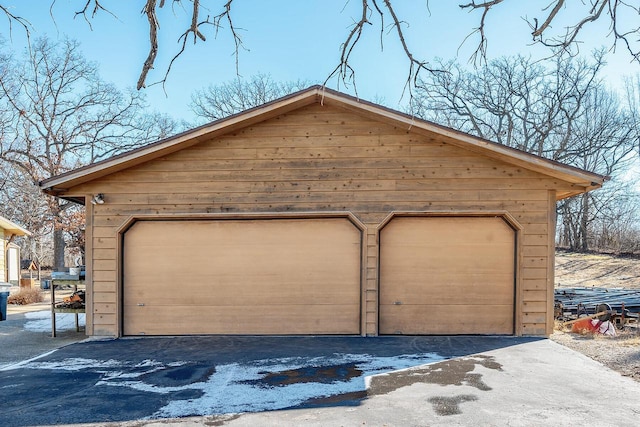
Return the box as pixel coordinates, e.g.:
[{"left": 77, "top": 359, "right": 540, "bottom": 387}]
[
  {"left": 382, "top": 218, "right": 514, "bottom": 242},
  {"left": 380, "top": 273, "right": 514, "bottom": 289},
  {"left": 379, "top": 304, "right": 514, "bottom": 335},
  {"left": 126, "top": 225, "right": 358, "bottom": 266},
  {"left": 379, "top": 279, "right": 514, "bottom": 306},
  {"left": 124, "top": 304, "right": 361, "bottom": 335},
  {"left": 380, "top": 216, "right": 515, "bottom": 335},
  {"left": 126, "top": 280, "right": 360, "bottom": 306},
  {"left": 382, "top": 250, "right": 514, "bottom": 273},
  {"left": 125, "top": 263, "right": 359, "bottom": 282},
  {"left": 123, "top": 218, "right": 362, "bottom": 335}
]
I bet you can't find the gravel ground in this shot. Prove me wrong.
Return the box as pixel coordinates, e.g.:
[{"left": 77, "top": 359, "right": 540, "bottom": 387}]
[
  {"left": 553, "top": 251, "right": 640, "bottom": 382},
  {"left": 550, "top": 327, "right": 640, "bottom": 381}
]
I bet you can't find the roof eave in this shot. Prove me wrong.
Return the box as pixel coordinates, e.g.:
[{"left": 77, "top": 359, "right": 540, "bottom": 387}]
[
  {"left": 0, "top": 216, "right": 31, "bottom": 237},
  {"left": 40, "top": 87, "right": 325, "bottom": 193},
  {"left": 317, "top": 90, "right": 607, "bottom": 190}
]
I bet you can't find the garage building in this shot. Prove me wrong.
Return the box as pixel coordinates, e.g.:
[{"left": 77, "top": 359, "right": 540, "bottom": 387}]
[{"left": 40, "top": 86, "right": 605, "bottom": 337}]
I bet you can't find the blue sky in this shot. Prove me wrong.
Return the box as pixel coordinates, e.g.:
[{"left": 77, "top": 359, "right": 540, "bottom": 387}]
[{"left": 1, "top": 1, "right": 637, "bottom": 122}]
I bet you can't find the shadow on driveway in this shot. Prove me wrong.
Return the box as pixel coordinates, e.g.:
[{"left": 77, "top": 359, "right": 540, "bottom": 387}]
[{"left": 0, "top": 335, "right": 538, "bottom": 426}]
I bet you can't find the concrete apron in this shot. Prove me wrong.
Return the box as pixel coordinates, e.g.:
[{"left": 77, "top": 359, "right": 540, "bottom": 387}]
[
  {"left": 131, "top": 339, "right": 640, "bottom": 427},
  {"left": 226, "top": 339, "right": 640, "bottom": 427},
  {"left": 0, "top": 336, "right": 638, "bottom": 426}
]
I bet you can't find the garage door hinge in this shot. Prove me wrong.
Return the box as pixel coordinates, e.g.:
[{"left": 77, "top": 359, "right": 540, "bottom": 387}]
[
  {"left": 394, "top": 301, "right": 402, "bottom": 305},
  {"left": 137, "top": 303, "right": 145, "bottom": 306}
]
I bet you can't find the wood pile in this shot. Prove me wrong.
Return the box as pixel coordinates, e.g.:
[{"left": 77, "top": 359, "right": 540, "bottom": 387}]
[{"left": 55, "top": 290, "right": 85, "bottom": 310}]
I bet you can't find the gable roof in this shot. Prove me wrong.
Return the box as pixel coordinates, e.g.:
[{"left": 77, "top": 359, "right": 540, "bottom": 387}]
[
  {"left": 0, "top": 215, "right": 31, "bottom": 237},
  {"left": 40, "top": 85, "right": 605, "bottom": 202}
]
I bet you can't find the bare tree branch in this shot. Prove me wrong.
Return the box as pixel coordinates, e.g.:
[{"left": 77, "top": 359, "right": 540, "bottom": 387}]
[
  {"left": 532, "top": 0, "right": 607, "bottom": 54},
  {"left": 138, "top": 0, "right": 159, "bottom": 90},
  {"left": 383, "top": 0, "right": 440, "bottom": 97},
  {"left": 139, "top": 0, "right": 245, "bottom": 91},
  {"left": 324, "top": 0, "right": 371, "bottom": 94},
  {"left": 0, "top": 4, "right": 32, "bottom": 41},
  {"left": 531, "top": 0, "right": 564, "bottom": 38},
  {"left": 6, "top": 0, "right": 640, "bottom": 98},
  {"left": 213, "top": 1, "right": 243, "bottom": 74},
  {"left": 458, "top": 0, "right": 505, "bottom": 65},
  {"left": 325, "top": 0, "right": 440, "bottom": 100},
  {"left": 73, "top": 0, "right": 115, "bottom": 30},
  {"left": 461, "top": 0, "right": 640, "bottom": 65}
]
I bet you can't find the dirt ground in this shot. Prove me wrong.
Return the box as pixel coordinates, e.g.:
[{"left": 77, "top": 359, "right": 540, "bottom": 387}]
[
  {"left": 551, "top": 251, "right": 640, "bottom": 381},
  {"left": 555, "top": 250, "right": 640, "bottom": 289}
]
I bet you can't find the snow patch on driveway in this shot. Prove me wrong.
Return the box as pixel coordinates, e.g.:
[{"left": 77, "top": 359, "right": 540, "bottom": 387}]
[
  {"left": 123, "top": 353, "right": 443, "bottom": 418},
  {"left": 13, "top": 351, "right": 444, "bottom": 418},
  {"left": 23, "top": 311, "right": 85, "bottom": 332},
  {"left": 23, "top": 358, "right": 186, "bottom": 374}
]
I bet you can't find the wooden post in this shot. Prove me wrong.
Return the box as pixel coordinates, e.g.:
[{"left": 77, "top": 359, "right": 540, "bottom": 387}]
[
  {"left": 562, "top": 311, "right": 607, "bottom": 326},
  {"left": 50, "top": 282, "right": 56, "bottom": 338}
]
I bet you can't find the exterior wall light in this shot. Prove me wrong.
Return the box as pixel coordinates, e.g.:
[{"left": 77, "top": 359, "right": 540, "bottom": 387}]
[{"left": 91, "top": 193, "right": 105, "bottom": 205}]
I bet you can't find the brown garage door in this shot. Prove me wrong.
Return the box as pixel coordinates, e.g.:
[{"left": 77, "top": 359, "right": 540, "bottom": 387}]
[
  {"left": 379, "top": 216, "right": 515, "bottom": 335},
  {"left": 123, "top": 218, "right": 361, "bottom": 335}
]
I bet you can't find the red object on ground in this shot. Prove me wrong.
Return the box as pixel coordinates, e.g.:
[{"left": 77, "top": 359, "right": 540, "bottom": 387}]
[{"left": 571, "top": 318, "right": 600, "bottom": 334}]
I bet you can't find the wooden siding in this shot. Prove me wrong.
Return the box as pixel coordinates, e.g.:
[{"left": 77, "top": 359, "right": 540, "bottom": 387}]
[{"left": 68, "top": 103, "right": 577, "bottom": 337}]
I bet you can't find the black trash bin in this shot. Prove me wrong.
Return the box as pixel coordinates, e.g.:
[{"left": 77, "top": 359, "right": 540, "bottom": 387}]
[{"left": 0, "top": 284, "right": 10, "bottom": 321}]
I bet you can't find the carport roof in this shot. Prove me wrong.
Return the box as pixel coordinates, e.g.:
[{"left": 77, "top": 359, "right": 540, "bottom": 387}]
[{"left": 40, "top": 85, "right": 606, "bottom": 202}]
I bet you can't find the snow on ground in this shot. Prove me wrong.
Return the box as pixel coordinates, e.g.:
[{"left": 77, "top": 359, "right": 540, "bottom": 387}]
[
  {"left": 152, "top": 352, "right": 445, "bottom": 417},
  {"left": 17, "top": 351, "right": 445, "bottom": 418},
  {"left": 23, "top": 311, "right": 86, "bottom": 332}
]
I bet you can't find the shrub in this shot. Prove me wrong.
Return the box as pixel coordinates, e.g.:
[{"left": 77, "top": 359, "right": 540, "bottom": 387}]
[{"left": 7, "top": 288, "right": 44, "bottom": 305}]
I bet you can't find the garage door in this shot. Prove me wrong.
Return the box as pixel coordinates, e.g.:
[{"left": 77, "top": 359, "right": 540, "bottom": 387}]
[
  {"left": 123, "top": 218, "right": 361, "bottom": 335},
  {"left": 379, "top": 216, "right": 515, "bottom": 335}
]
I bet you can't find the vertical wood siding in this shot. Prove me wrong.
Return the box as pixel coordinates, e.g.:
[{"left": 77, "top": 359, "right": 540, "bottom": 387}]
[{"left": 69, "top": 103, "right": 579, "bottom": 336}]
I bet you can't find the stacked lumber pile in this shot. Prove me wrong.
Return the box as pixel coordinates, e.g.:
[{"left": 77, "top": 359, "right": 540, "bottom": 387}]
[{"left": 554, "top": 287, "right": 640, "bottom": 324}]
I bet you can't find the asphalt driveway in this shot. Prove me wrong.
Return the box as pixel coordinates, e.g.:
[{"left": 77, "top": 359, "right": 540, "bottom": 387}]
[{"left": 1, "top": 334, "right": 639, "bottom": 426}]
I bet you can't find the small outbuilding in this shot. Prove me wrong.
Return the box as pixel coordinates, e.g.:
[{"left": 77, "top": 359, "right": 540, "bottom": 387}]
[
  {"left": 40, "top": 86, "right": 605, "bottom": 338},
  {"left": 0, "top": 216, "right": 31, "bottom": 285}
]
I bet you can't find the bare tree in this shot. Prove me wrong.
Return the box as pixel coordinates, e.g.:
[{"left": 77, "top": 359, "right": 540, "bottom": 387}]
[
  {"left": 190, "top": 74, "right": 313, "bottom": 121},
  {"left": 411, "top": 52, "right": 640, "bottom": 251},
  {"left": 624, "top": 74, "right": 640, "bottom": 154},
  {"left": 3, "top": 1, "right": 637, "bottom": 95},
  {"left": 0, "top": 164, "right": 54, "bottom": 269},
  {"left": 411, "top": 52, "right": 611, "bottom": 158},
  {"left": 0, "top": 36, "right": 178, "bottom": 270},
  {"left": 560, "top": 178, "right": 639, "bottom": 253},
  {"left": 460, "top": 1, "right": 640, "bottom": 66},
  {"left": 556, "top": 70, "right": 640, "bottom": 251}
]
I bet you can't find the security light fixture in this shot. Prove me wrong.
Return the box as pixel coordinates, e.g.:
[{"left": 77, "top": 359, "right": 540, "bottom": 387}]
[{"left": 91, "top": 193, "right": 105, "bottom": 205}]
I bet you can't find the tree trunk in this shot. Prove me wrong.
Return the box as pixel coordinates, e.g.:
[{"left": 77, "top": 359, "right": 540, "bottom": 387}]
[
  {"left": 579, "top": 194, "right": 590, "bottom": 252},
  {"left": 53, "top": 227, "right": 66, "bottom": 271}
]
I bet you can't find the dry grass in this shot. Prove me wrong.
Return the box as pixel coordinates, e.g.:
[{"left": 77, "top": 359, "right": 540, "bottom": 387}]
[
  {"left": 555, "top": 251, "right": 640, "bottom": 289},
  {"left": 618, "top": 334, "right": 640, "bottom": 346},
  {"left": 7, "top": 288, "right": 44, "bottom": 305}
]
